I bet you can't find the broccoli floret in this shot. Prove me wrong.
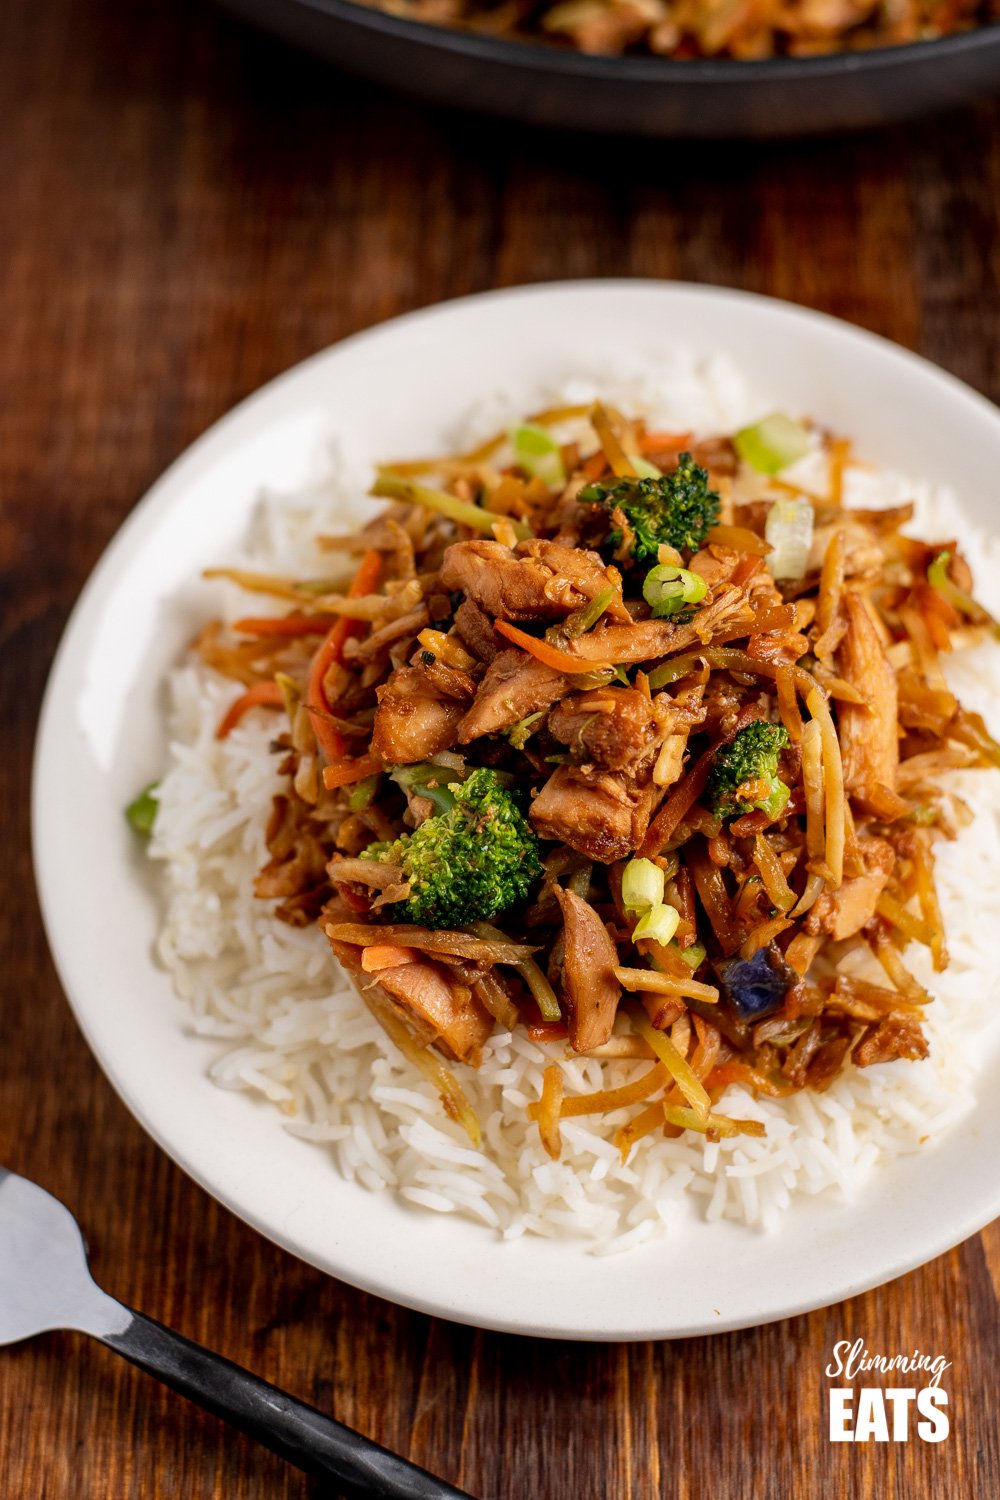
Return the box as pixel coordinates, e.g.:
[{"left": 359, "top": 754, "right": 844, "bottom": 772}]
[
  {"left": 707, "top": 721, "right": 790, "bottom": 821},
  {"left": 363, "top": 767, "right": 542, "bottom": 928},
  {"left": 580, "top": 453, "right": 720, "bottom": 563}
]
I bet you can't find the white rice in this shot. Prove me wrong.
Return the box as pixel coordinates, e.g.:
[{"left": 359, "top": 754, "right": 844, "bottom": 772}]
[{"left": 150, "top": 351, "right": 1000, "bottom": 1251}]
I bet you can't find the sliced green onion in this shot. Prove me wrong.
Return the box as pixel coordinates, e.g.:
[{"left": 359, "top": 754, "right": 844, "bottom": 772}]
[
  {"left": 621, "top": 857, "right": 665, "bottom": 915},
  {"left": 734, "top": 413, "right": 811, "bottom": 475},
  {"left": 348, "top": 773, "right": 381, "bottom": 812},
  {"left": 646, "top": 659, "right": 694, "bottom": 691},
  {"left": 632, "top": 902, "right": 680, "bottom": 945},
  {"left": 510, "top": 423, "right": 566, "bottom": 489},
  {"left": 546, "top": 585, "right": 615, "bottom": 646},
  {"left": 765, "top": 496, "right": 814, "bottom": 581},
  {"left": 677, "top": 940, "right": 707, "bottom": 970},
  {"left": 372, "top": 474, "right": 533, "bottom": 540},
  {"left": 927, "top": 550, "right": 1000, "bottom": 639},
  {"left": 507, "top": 711, "right": 545, "bottom": 751},
  {"left": 126, "top": 782, "right": 159, "bottom": 837},
  {"left": 642, "top": 564, "right": 707, "bottom": 619}
]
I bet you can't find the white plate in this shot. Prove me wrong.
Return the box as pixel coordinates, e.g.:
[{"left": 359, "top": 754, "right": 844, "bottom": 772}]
[{"left": 32, "top": 281, "right": 1000, "bottom": 1340}]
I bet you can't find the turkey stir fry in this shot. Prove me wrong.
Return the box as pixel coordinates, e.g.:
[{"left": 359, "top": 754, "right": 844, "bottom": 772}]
[{"left": 185, "top": 401, "right": 1000, "bottom": 1160}]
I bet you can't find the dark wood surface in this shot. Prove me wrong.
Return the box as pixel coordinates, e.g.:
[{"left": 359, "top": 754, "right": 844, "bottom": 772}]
[{"left": 2, "top": 1, "right": 999, "bottom": 1494}]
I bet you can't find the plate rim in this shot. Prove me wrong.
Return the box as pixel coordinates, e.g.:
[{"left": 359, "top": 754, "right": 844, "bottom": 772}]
[{"left": 31, "top": 278, "right": 1000, "bottom": 1340}]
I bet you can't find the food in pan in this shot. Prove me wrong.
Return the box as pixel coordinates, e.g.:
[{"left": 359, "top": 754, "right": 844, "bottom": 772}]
[
  {"left": 141, "top": 359, "right": 1000, "bottom": 1247},
  {"left": 356, "top": 0, "right": 999, "bottom": 62}
]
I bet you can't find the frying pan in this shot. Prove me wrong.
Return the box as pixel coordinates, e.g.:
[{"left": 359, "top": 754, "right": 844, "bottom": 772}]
[{"left": 218, "top": 0, "right": 1000, "bottom": 136}]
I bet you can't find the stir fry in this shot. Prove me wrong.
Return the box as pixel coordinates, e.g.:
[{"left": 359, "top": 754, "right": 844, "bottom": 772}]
[
  {"left": 356, "top": 0, "right": 999, "bottom": 62},
  {"left": 181, "top": 400, "right": 1000, "bottom": 1162}
]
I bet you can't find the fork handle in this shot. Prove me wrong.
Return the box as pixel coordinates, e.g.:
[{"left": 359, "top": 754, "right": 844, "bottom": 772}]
[{"left": 99, "top": 1308, "right": 473, "bottom": 1498}]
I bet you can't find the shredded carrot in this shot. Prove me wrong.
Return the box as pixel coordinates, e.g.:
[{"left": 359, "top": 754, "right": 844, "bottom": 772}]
[
  {"left": 494, "top": 619, "right": 612, "bottom": 674},
  {"left": 639, "top": 745, "right": 715, "bottom": 856},
  {"left": 590, "top": 401, "right": 637, "bottom": 477},
  {"left": 360, "top": 946, "right": 421, "bottom": 972},
  {"left": 828, "top": 436, "right": 850, "bottom": 507},
  {"left": 615, "top": 1099, "right": 668, "bottom": 1158},
  {"left": 638, "top": 430, "right": 692, "bottom": 456},
  {"left": 306, "top": 549, "right": 383, "bottom": 761},
  {"left": 662, "top": 1103, "right": 766, "bottom": 1140},
  {"left": 536, "top": 1064, "right": 564, "bottom": 1160},
  {"left": 706, "top": 524, "right": 769, "bottom": 556},
  {"left": 321, "top": 752, "right": 383, "bottom": 790},
  {"left": 233, "top": 614, "right": 330, "bottom": 637},
  {"left": 741, "top": 914, "right": 794, "bottom": 960},
  {"left": 529, "top": 1064, "right": 668, "bottom": 1119},
  {"left": 526, "top": 1021, "right": 569, "bottom": 1043},
  {"left": 215, "top": 679, "right": 284, "bottom": 739}
]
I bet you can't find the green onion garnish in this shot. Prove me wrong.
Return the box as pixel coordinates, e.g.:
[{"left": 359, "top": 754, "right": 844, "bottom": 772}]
[
  {"left": 734, "top": 413, "right": 811, "bottom": 475},
  {"left": 927, "top": 549, "right": 1000, "bottom": 639},
  {"left": 348, "top": 774, "right": 381, "bottom": 812},
  {"left": 126, "top": 782, "right": 160, "bottom": 837},
  {"left": 621, "top": 857, "right": 665, "bottom": 915},
  {"left": 510, "top": 423, "right": 566, "bottom": 490},
  {"left": 632, "top": 903, "right": 680, "bottom": 945},
  {"left": 507, "top": 711, "right": 545, "bottom": 752},
  {"left": 642, "top": 563, "right": 707, "bottom": 619},
  {"left": 677, "top": 940, "right": 707, "bottom": 971}
]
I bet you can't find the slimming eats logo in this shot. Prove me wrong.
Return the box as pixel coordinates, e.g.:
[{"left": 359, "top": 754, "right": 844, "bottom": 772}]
[{"left": 825, "top": 1338, "right": 951, "bottom": 1443}]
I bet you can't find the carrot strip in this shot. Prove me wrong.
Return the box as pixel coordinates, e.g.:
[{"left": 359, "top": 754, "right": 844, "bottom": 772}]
[
  {"left": 639, "top": 745, "right": 715, "bottom": 856},
  {"left": 360, "top": 946, "right": 421, "bottom": 972},
  {"left": 307, "top": 549, "right": 383, "bottom": 761},
  {"left": 536, "top": 1064, "right": 564, "bottom": 1161},
  {"left": 215, "top": 680, "right": 284, "bottom": 739},
  {"left": 528, "top": 1064, "right": 668, "bottom": 1119},
  {"left": 706, "top": 524, "right": 769, "bottom": 556},
  {"left": 494, "top": 619, "right": 612, "bottom": 674},
  {"left": 615, "top": 1099, "right": 669, "bottom": 1158},
  {"left": 233, "top": 614, "right": 330, "bottom": 638},
  {"left": 638, "top": 430, "right": 692, "bottom": 456},
  {"left": 590, "top": 401, "right": 638, "bottom": 477},
  {"left": 526, "top": 1021, "right": 569, "bottom": 1043},
  {"left": 321, "top": 753, "right": 383, "bottom": 790},
  {"left": 661, "top": 1103, "right": 766, "bottom": 1140}
]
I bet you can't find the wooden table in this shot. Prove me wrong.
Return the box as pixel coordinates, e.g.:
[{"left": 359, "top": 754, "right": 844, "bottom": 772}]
[{"left": 3, "top": 0, "right": 999, "bottom": 1493}]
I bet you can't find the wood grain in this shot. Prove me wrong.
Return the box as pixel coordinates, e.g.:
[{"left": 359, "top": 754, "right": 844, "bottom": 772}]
[{"left": 2, "top": 0, "right": 999, "bottom": 1494}]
